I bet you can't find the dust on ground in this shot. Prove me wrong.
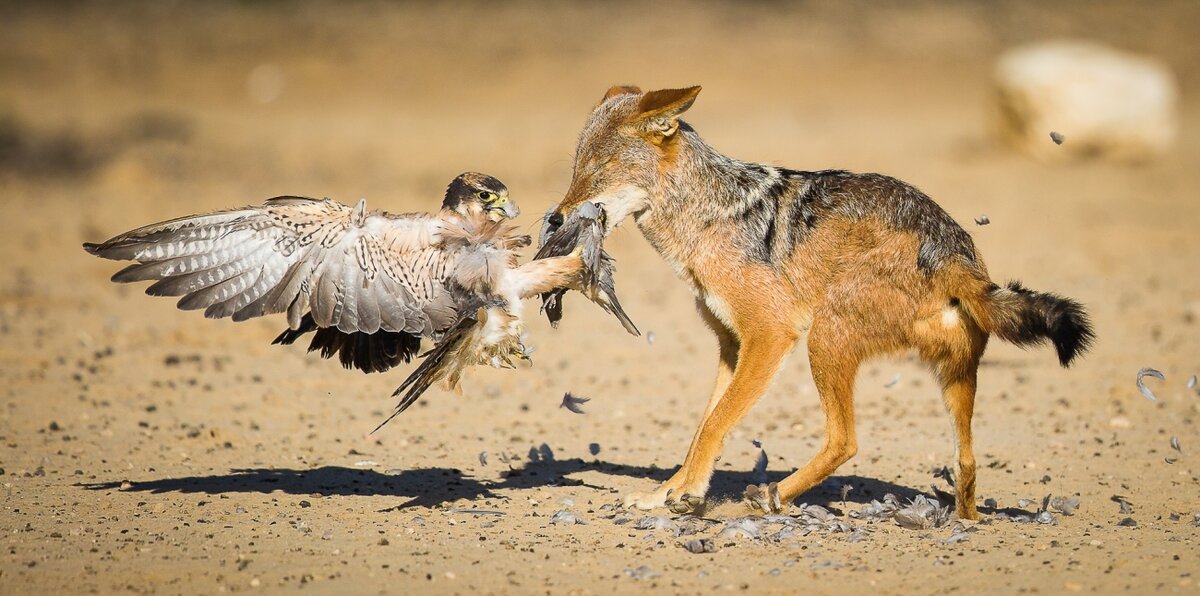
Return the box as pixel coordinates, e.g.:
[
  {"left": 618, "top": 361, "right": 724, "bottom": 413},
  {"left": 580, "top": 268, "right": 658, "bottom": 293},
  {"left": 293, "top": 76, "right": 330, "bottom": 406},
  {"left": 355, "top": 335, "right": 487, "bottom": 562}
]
[{"left": 1, "top": 2, "right": 1198, "bottom": 593}]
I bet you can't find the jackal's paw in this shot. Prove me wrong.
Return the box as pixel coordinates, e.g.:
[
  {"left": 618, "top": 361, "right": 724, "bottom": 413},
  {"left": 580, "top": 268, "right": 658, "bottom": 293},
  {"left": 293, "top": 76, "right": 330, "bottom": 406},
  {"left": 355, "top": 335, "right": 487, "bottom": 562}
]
[
  {"left": 666, "top": 492, "right": 706, "bottom": 515},
  {"left": 623, "top": 490, "right": 670, "bottom": 511},
  {"left": 744, "top": 482, "right": 784, "bottom": 514}
]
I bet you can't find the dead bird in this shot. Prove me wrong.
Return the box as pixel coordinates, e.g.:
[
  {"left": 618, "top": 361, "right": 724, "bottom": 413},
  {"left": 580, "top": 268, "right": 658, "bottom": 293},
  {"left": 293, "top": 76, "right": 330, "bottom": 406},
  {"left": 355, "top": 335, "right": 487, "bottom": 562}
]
[
  {"left": 535, "top": 202, "right": 639, "bottom": 335},
  {"left": 83, "top": 173, "right": 589, "bottom": 431}
]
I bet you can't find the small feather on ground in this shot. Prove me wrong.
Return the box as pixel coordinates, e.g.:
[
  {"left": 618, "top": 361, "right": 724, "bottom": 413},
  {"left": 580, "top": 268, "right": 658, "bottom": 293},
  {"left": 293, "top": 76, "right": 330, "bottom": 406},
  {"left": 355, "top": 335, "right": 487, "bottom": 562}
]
[{"left": 550, "top": 510, "right": 586, "bottom": 525}]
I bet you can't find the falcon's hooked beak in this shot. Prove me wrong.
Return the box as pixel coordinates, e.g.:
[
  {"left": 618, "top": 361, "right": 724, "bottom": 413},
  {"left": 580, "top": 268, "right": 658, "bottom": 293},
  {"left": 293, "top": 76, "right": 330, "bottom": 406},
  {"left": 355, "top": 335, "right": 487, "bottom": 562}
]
[{"left": 487, "top": 192, "right": 520, "bottom": 221}]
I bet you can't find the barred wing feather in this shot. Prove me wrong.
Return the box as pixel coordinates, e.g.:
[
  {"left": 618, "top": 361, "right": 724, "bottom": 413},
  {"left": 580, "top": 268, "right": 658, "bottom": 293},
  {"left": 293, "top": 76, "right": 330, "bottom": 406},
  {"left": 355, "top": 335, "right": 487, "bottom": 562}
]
[{"left": 83, "top": 196, "right": 459, "bottom": 337}]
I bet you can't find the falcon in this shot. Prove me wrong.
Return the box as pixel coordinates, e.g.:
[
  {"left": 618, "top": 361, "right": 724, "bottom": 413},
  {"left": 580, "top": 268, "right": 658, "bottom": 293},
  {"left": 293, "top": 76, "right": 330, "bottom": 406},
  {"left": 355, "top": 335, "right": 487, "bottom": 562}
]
[{"left": 83, "top": 172, "right": 610, "bottom": 429}]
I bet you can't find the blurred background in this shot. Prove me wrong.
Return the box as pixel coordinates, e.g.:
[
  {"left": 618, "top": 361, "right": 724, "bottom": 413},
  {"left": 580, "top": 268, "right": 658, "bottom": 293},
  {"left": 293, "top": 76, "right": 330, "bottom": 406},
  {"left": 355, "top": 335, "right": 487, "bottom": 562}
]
[{"left": 3, "top": 0, "right": 1195, "bottom": 388}]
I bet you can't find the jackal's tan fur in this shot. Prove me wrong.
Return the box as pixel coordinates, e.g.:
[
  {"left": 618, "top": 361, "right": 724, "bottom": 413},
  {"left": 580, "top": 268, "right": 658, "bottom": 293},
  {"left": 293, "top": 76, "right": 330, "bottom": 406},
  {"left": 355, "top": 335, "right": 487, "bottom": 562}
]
[{"left": 553, "top": 85, "right": 1093, "bottom": 519}]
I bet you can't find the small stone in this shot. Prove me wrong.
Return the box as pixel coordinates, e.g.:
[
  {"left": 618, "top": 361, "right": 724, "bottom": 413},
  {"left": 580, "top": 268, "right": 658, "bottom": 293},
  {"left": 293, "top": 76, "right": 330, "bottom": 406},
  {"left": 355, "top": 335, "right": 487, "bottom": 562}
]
[
  {"left": 1117, "top": 517, "right": 1137, "bottom": 527},
  {"left": 378, "top": 538, "right": 389, "bottom": 546},
  {"left": 249, "top": 578, "right": 261, "bottom": 588},
  {"left": 299, "top": 500, "right": 311, "bottom": 508},
  {"left": 624, "top": 565, "right": 659, "bottom": 581}
]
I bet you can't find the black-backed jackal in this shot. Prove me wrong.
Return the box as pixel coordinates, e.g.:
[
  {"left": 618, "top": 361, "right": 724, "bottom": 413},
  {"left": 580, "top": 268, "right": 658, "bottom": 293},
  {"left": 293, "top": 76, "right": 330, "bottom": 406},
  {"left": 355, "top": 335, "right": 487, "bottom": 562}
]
[{"left": 547, "top": 85, "right": 1093, "bottom": 519}]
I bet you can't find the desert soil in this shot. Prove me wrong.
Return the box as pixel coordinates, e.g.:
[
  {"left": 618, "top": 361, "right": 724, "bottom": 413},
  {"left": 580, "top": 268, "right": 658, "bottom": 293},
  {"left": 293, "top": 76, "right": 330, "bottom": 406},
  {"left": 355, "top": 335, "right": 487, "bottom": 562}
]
[{"left": 1, "top": 2, "right": 1198, "bottom": 594}]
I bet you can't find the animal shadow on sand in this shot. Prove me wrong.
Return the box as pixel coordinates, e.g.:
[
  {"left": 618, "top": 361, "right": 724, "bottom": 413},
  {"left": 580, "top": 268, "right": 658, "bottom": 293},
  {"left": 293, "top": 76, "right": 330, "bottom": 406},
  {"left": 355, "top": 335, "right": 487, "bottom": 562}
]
[{"left": 78, "top": 454, "right": 952, "bottom": 514}]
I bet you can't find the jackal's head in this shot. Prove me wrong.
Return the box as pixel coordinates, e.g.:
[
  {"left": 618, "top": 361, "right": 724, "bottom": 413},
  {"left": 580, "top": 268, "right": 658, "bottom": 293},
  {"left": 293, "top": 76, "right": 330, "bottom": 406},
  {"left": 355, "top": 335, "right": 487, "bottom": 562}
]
[{"left": 548, "top": 85, "right": 701, "bottom": 235}]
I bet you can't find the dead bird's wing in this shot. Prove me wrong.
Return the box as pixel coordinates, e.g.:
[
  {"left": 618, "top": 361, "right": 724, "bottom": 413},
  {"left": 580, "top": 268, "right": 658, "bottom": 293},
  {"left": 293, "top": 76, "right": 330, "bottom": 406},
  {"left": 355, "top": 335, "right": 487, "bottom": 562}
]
[{"left": 533, "top": 203, "right": 639, "bottom": 335}]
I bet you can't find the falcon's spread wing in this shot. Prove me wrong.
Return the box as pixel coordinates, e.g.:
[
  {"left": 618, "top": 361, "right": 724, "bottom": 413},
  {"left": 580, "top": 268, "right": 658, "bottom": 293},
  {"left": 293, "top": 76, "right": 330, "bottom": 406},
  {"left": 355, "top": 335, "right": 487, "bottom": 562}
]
[
  {"left": 535, "top": 203, "right": 639, "bottom": 335},
  {"left": 84, "top": 197, "right": 523, "bottom": 376}
]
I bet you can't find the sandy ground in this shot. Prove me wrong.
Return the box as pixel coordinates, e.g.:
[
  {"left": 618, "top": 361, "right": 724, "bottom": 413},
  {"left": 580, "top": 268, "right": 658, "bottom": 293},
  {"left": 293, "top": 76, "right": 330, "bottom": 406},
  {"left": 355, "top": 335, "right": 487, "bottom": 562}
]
[{"left": 2, "top": 1, "right": 1199, "bottom": 594}]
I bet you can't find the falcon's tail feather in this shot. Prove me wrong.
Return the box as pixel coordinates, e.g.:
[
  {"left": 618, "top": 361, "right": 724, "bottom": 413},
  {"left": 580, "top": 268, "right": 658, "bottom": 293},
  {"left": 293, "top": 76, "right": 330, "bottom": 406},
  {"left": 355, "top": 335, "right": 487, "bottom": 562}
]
[{"left": 370, "top": 315, "right": 479, "bottom": 433}]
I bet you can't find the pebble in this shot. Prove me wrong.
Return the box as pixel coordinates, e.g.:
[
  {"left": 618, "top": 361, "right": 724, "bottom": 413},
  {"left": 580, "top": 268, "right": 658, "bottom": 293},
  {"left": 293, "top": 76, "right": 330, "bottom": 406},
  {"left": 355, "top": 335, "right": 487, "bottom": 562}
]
[{"left": 624, "top": 565, "right": 659, "bottom": 580}]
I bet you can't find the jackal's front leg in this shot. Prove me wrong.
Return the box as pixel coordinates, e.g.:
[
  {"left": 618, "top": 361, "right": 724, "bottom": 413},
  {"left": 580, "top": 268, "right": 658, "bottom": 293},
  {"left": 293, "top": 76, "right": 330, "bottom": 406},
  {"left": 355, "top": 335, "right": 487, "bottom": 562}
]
[
  {"left": 624, "top": 302, "right": 739, "bottom": 511},
  {"left": 626, "top": 329, "right": 795, "bottom": 513}
]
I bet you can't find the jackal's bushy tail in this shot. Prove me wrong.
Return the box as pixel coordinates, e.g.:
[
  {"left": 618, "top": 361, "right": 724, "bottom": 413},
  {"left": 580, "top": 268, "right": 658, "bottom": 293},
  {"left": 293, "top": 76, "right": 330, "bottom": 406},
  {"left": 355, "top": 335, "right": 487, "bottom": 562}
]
[{"left": 974, "top": 280, "right": 1094, "bottom": 367}]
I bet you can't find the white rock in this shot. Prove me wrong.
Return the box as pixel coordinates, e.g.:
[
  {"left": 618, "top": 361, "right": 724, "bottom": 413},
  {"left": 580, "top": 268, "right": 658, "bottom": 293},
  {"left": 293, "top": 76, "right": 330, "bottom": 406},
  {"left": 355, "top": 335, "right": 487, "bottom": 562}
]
[{"left": 994, "top": 39, "right": 1178, "bottom": 162}]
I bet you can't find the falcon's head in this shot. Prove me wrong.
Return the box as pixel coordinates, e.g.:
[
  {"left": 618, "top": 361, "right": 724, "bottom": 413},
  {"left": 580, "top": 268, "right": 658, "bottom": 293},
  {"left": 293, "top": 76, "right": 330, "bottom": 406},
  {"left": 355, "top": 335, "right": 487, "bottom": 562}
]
[{"left": 442, "top": 172, "right": 519, "bottom": 221}]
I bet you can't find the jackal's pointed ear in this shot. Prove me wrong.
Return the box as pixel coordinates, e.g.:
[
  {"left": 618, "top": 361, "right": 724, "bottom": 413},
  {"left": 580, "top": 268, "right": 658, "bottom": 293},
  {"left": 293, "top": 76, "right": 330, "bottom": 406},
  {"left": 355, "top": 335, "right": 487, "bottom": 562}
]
[
  {"left": 634, "top": 86, "right": 701, "bottom": 138},
  {"left": 602, "top": 85, "right": 642, "bottom": 102}
]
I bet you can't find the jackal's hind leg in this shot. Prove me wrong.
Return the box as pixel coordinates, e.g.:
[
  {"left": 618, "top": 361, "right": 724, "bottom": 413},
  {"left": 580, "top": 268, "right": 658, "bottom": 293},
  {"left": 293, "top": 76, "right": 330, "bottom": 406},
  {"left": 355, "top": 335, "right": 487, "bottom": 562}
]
[
  {"left": 919, "top": 313, "right": 987, "bottom": 520},
  {"left": 758, "top": 319, "right": 861, "bottom": 513}
]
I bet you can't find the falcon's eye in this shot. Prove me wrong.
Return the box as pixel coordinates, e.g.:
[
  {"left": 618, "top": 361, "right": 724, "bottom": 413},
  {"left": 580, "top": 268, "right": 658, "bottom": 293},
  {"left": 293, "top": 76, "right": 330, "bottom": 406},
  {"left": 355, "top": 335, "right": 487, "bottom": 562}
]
[{"left": 478, "top": 191, "right": 497, "bottom": 202}]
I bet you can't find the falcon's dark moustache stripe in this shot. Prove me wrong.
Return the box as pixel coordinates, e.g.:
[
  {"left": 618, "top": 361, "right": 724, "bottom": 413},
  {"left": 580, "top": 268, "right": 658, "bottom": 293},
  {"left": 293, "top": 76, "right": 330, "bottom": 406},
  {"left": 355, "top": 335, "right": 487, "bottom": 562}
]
[
  {"left": 370, "top": 315, "right": 479, "bottom": 434},
  {"left": 272, "top": 313, "right": 423, "bottom": 374}
]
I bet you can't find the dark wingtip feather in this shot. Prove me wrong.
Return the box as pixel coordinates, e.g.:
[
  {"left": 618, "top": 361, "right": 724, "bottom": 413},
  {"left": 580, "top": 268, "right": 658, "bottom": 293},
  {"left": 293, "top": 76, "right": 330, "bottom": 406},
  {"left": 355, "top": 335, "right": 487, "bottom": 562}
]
[
  {"left": 605, "top": 290, "right": 640, "bottom": 336},
  {"left": 82, "top": 242, "right": 102, "bottom": 255}
]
